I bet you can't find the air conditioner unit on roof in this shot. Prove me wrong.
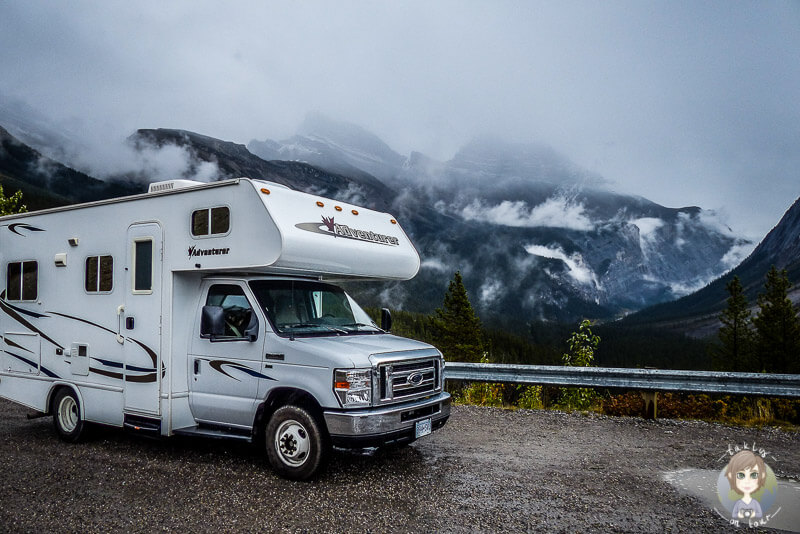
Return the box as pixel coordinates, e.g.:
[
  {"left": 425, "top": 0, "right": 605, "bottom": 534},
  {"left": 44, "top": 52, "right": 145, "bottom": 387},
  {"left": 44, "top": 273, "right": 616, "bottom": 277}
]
[{"left": 148, "top": 180, "right": 204, "bottom": 194}]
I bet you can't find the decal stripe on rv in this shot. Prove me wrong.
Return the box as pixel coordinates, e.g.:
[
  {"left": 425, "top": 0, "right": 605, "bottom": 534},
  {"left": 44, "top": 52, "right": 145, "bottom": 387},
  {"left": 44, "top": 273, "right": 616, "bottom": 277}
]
[
  {"left": 208, "top": 360, "right": 276, "bottom": 381},
  {"left": 0, "top": 299, "right": 64, "bottom": 350}
]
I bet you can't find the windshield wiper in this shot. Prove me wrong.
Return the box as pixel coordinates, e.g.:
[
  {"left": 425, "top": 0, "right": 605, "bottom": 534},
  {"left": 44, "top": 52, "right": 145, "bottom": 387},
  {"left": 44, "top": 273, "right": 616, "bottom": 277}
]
[
  {"left": 341, "top": 322, "right": 382, "bottom": 333},
  {"left": 283, "top": 323, "right": 348, "bottom": 335}
]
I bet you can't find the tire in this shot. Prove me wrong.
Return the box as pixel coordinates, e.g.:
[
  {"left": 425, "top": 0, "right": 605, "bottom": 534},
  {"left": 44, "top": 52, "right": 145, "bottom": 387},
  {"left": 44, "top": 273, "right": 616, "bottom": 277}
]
[
  {"left": 265, "top": 405, "right": 329, "bottom": 481},
  {"left": 52, "top": 388, "right": 85, "bottom": 442}
]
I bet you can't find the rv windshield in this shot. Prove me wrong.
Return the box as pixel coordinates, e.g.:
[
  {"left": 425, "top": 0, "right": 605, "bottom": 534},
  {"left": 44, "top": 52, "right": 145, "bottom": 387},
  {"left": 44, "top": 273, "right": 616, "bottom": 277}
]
[{"left": 249, "top": 280, "right": 382, "bottom": 337}]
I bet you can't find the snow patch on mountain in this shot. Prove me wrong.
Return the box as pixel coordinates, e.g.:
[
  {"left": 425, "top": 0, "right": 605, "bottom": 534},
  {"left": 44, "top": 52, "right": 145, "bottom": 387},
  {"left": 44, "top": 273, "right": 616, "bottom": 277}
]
[{"left": 277, "top": 141, "right": 321, "bottom": 159}]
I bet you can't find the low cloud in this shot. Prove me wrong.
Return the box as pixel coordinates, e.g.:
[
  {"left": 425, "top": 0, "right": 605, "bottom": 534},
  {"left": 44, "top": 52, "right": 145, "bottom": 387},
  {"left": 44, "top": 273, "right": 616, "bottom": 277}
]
[
  {"left": 631, "top": 217, "right": 665, "bottom": 258},
  {"left": 632, "top": 217, "right": 664, "bottom": 239},
  {"left": 721, "top": 241, "right": 755, "bottom": 270},
  {"left": 696, "top": 209, "right": 735, "bottom": 236},
  {"left": 420, "top": 257, "right": 449, "bottom": 272},
  {"left": 120, "top": 143, "right": 223, "bottom": 183},
  {"left": 479, "top": 279, "right": 504, "bottom": 307},
  {"left": 18, "top": 117, "right": 226, "bottom": 185},
  {"left": 525, "top": 244, "right": 600, "bottom": 288},
  {"left": 678, "top": 210, "right": 755, "bottom": 270},
  {"left": 31, "top": 154, "right": 62, "bottom": 183},
  {"left": 666, "top": 277, "right": 714, "bottom": 298},
  {"left": 461, "top": 196, "right": 594, "bottom": 231}
]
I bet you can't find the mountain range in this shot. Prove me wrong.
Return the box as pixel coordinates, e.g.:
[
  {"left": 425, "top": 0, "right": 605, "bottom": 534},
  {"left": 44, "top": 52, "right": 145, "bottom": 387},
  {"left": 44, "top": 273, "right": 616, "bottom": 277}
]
[
  {"left": 0, "top": 111, "right": 768, "bottom": 326},
  {"left": 248, "top": 115, "right": 753, "bottom": 323}
]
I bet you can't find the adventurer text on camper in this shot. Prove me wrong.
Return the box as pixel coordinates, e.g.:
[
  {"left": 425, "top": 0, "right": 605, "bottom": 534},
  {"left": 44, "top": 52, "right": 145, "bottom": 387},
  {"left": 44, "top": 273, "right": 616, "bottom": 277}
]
[
  {"left": 295, "top": 216, "right": 400, "bottom": 246},
  {"left": 188, "top": 246, "right": 231, "bottom": 258}
]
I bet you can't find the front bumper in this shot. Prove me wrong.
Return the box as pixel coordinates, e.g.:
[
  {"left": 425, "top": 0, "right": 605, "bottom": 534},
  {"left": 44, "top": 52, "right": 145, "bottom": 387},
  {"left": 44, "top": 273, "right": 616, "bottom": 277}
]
[{"left": 323, "top": 392, "right": 451, "bottom": 448}]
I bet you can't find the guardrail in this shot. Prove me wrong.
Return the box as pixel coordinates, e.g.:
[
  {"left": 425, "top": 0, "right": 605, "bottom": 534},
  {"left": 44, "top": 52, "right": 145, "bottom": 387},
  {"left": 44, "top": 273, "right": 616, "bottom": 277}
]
[{"left": 444, "top": 362, "right": 800, "bottom": 398}]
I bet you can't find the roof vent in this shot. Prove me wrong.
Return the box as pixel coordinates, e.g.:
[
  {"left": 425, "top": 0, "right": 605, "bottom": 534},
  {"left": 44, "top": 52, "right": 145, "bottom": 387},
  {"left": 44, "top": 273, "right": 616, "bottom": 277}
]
[{"left": 148, "top": 180, "right": 204, "bottom": 194}]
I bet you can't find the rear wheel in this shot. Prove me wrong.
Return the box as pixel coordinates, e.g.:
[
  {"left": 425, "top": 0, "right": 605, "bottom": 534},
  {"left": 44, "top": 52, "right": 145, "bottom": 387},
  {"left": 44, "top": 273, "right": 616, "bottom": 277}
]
[
  {"left": 265, "top": 405, "right": 329, "bottom": 480},
  {"left": 52, "top": 389, "right": 85, "bottom": 442}
]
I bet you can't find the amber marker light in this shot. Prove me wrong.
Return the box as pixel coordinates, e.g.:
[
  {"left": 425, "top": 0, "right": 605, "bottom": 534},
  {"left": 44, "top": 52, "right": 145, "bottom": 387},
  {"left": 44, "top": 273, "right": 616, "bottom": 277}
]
[
  {"left": 316, "top": 201, "right": 325, "bottom": 207},
  {"left": 335, "top": 206, "right": 343, "bottom": 211},
  {"left": 260, "top": 188, "right": 270, "bottom": 194},
  {"left": 351, "top": 209, "right": 359, "bottom": 215},
  {"left": 390, "top": 219, "right": 397, "bottom": 224},
  {"left": 334, "top": 381, "right": 350, "bottom": 389}
]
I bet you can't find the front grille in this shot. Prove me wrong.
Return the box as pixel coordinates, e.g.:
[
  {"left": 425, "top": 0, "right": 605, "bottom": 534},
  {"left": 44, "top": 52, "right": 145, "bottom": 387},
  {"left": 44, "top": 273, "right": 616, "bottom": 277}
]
[{"left": 377, "top": 357, "right": 442, "bottom": 404}]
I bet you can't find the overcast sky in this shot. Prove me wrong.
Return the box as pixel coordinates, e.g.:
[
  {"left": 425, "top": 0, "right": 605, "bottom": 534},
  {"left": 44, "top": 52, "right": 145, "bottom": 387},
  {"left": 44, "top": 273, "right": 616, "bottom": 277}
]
[{"left": 1, "top": 1, "right": 798, "bottom": 240}]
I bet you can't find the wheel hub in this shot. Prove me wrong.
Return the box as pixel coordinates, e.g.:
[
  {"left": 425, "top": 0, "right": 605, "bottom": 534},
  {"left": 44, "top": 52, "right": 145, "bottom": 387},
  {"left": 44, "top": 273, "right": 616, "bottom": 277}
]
[
  {"left": 58, "top": 396, "right": 78, "bottom": 432},
  {"left": 275, "top": 420, "right": 310, "bottom": 466}
]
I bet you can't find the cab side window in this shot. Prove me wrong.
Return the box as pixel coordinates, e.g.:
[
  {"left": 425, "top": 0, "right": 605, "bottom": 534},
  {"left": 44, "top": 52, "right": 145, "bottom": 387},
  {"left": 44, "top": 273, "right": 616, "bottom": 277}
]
[{"left": 205, "top": 284, "right": 254, "bottom": 338}]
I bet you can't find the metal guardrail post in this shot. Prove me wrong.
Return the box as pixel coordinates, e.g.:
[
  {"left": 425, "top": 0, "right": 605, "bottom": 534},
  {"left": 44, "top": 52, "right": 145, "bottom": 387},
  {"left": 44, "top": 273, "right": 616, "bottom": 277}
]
[{"left": 640, "top": 391, "right": 657, "bottom": 419}]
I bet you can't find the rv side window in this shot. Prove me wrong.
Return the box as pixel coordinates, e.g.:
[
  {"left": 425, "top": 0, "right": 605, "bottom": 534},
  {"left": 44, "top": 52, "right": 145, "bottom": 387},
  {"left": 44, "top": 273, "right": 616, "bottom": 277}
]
[
  {"left": 133, "top": 240, "right": 153, "bottom": 293},
  {"left": 6, "top": 261, "right": 38, "bottom": 301},
  {"left": 191, "top": 206, "right": 230, "bottom": 237},
  {"left": 85, "top": 255, "right": 114, "bottom": 293},
  {"left": 204, "top": 284, "right": 254, "bottom": 338}
]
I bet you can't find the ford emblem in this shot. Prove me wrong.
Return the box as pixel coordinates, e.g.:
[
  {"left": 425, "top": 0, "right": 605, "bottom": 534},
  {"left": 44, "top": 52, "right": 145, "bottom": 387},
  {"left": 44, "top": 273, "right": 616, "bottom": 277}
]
[{"left": 407, "top": 372, "right": 424, "bottom": 386}]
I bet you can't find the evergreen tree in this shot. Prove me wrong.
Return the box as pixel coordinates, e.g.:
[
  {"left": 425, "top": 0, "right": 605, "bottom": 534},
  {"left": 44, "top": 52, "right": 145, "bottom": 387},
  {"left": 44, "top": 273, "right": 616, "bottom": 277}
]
[
  {"left": 715, "top": 276, "right": 755, "bottom": 371},
  {"left": 434, "top": 271, "right": 484, "bottom": 362},
  {"left": 0, "top": 185, "right": 26, "bottom": 215},
  {"left": 753, "top": 266, "right": 800, "bottom": 373}
]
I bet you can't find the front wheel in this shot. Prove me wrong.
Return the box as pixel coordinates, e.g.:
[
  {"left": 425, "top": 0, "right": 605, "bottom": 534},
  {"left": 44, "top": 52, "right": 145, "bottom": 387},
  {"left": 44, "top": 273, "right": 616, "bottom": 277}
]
[
  {"left": 265, "top": 405, "right": 329, "bottom": 480},
  {"left": 52, "top": 388, "right": 85, "bottom": 442}
]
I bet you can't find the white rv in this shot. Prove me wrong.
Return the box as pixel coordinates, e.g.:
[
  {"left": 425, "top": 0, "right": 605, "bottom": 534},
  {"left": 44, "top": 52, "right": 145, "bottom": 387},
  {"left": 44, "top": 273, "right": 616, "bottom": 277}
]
[{"left": 0, "top": 178, "right": 450, "bottom": 480}]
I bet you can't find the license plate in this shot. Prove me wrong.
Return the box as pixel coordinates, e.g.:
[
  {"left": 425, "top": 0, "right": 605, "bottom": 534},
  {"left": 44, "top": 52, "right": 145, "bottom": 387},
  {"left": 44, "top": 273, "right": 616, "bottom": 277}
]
[{"left": 415, "top": 418, "right": 432, "bottom": 438}]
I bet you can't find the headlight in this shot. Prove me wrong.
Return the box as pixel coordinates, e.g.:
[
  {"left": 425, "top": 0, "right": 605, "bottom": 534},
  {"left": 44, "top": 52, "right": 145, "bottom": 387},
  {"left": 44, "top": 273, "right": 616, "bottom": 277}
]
[{"left": 334, "top": 368, "right": 372, "bottom": 408}]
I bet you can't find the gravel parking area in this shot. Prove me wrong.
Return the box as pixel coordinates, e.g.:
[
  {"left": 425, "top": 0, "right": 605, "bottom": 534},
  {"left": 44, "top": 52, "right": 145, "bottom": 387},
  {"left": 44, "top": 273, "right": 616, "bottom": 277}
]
[{"left": 1, "top": 398, "right": 798, "bottom": 533}]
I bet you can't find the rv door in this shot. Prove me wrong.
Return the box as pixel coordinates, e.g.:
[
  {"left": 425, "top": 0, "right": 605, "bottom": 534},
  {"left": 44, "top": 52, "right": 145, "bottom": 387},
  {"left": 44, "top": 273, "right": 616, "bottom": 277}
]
[{"left": 122, "top": 222, "right": 163, "bottom": 415}]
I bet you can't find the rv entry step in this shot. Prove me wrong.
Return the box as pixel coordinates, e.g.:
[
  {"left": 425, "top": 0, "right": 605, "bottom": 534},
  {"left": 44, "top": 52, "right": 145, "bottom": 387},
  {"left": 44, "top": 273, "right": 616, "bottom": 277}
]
[{"left": 123, "top": 414, "right": 162, "bottom": 436}]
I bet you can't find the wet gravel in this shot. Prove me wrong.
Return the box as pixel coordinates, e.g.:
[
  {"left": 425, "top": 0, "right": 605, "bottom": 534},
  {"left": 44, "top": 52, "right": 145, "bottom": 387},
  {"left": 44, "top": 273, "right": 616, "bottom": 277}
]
[{"left": 1, "top": 399, "right": 798, "bottom": 533}]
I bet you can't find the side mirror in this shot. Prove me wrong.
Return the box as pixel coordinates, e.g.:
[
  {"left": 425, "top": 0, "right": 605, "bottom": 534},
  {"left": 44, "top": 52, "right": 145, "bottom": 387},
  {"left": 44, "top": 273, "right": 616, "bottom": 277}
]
[
  {"left": 201, "top": 305, "right": 225, "bottom": 337},
  {"left": 381, "top": 308, "right": 392, "bottom": 332}
]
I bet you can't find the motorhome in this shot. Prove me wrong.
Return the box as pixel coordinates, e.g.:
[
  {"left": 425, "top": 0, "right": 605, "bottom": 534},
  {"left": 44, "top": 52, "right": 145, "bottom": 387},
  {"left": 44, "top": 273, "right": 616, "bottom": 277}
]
[{"left": 0, "top": 177, "right": 450, "bottom": 480}]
